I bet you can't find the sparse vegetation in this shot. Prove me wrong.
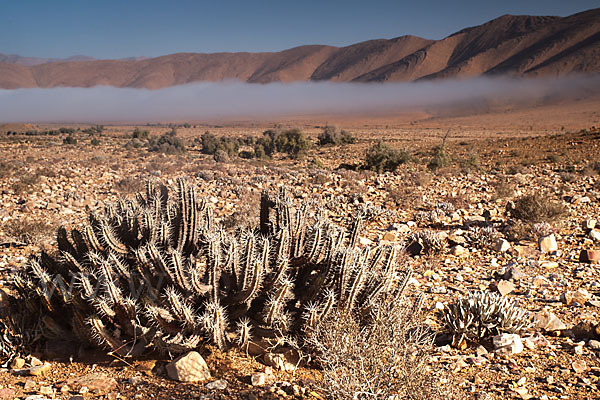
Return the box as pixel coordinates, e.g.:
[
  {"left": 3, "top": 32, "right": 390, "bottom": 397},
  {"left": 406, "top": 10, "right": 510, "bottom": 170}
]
[
  {"left": 62, "top": 135, "right": 77, "bottom": 145},
  {"left": 148, "top": 129, "right": 186, "bottom": 154},
  {"left": 3, "top": 218, "right": 55, "bottom": 244},
  {"left": 442, "top": 291, "right": 530, "bottom": 345},
  {"left": 317, "top": 125, "right": 356, "bottom": 146},
  {"left": 363, "top": 141, "right": 410, "bottom": 172},
  {"left": 510, "top": 193, "right": 567, "bottom": 223},
  {"left": 308, "top": 271, "right": 442, "bottom": 399}
]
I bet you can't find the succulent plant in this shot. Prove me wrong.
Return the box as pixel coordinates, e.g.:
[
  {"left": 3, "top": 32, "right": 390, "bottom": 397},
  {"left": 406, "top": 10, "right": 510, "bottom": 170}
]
[
  {"left": 531, "top": 222, "right": 554, "bottom": 239},
  {"left": 3, "top": 178, "right": 405, "bottom": 360},
  {"left": 442, "top": 291, "right": 531, "bottom": 346},
  {"left": 464, "top": 226, "right": 501, "bottom": 250},
  {"left": 409, "top": 230, "right": 448, "bottom": 255}
]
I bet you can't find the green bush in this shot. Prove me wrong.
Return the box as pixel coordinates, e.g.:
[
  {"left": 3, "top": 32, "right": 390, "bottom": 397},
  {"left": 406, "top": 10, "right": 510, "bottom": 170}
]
[
  {"left": 363, "top": 141, "right": 409, "bottom": 172},
  {"left": 428, "top": 145, "right": 451, "bottom": 171},
  {"left": 274, "top": 128, "right": 310, "bottom": 158},
  {"left": 132, "top": 127, "right": 149, "bottom": 139},
  {"left": 200, "top": 132, "right": 240, "bottom": 157},
  {"left": 62, "top": 135, "right": 77, "bottom": 145},
  {"left": 149, "top": 130, "right": 186, "bottom": 154},
  {"left": 317, "top": 126, "right": 355, "bottom": 146}
]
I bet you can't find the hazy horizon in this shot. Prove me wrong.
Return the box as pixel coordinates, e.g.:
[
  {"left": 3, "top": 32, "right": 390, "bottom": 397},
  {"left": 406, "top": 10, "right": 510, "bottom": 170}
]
[{"left": 1, "top": 75, "right": 598, "bottom": 123}]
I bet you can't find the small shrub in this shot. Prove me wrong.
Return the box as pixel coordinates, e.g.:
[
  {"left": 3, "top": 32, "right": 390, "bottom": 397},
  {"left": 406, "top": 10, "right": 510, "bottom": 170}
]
[
  {"left": 11, "top": 174, "right": 40, "bottom": 195},
  {"left": 132, "top": 128, "right": 149, "bottom": 139},
  {"left": 149, "top": 131, "right": 186, "bottom": 154},
  {"left": 90, "top": 138, "right": 100, "bottom": 146},
  {"left": 274, "top": 128, "right": 310, "bottom": 159},
  {"left": 62, "top": 135, "right": 77, "bottom": 145},
  {"left": 510, "top": 193, "right": 566, "bottom": 223},
  {"left": 200, "top": 132, "right": 220, "bottom": 155},
  {"left": 461, "top": 152, "right": 480, "bottom": 170},
  {"left": 307, "top": 271, "right": 442, "bottom": 399},
  {"left": 3, "top": 218, "right": 54, "bottom": 244},
  {"left": 317, "top": 126, "right": 355, "bottom": 146},
  {"left": 427, "top": 145, "right": 451, "bottom": 171},
  {"left": 363, "top": 141, "right": 409, "bottom": 173},
  {"left": 200, "top": 132, "right": 240, "bottom": 157},
  {"left": 309, "top": 157, "right": 325, "bottom": 169}
]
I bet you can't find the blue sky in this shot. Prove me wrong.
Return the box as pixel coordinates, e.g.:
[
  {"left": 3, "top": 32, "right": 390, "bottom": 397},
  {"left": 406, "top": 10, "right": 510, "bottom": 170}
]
[{"left": 1, "top": 0, "right": 598, "bottom": 59}]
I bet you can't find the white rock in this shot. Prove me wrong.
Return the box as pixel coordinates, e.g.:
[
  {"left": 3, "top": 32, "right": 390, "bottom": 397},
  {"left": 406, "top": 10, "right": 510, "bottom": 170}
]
[
  {"left": 495, "top": 238, "right": 511, "bottom": 253},
  {"left": 493, "top": 333, "right": 523, "bottom": 355},
  {"left": 166, "top": 352, "right": 211, "bottom": 383},
  {"left": 538, "top": 234, "right": 557, "bottom": 253},
  {"left": 589, "top": 229, "right": 600, "bottom": 242}
]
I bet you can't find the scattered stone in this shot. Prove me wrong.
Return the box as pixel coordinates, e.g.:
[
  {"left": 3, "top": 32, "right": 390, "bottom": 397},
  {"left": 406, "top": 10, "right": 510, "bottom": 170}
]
[
  {"left": 10, "top": 357, "right": 25, "bottom": 369},
  {"left": 534, "top": 311, "right": 567, "bottom": 331},
  {"left": 24, "top": 379, "right": 37, "bottom": 391},
  {"left": 476, "top": 345, "right": 488, "bottom": 356},
  {"left": 539, "top": 234, "right": 558, "bottom": 253},
  {"left": 66, "top": 373, "right": 118, "bottom": 393},
  {"left": 450, "top": 245, "right": 466, "bottom": 256},
  {"left": 579, "top": 250, "right": 600, "bottom": 263},
  {"left": 0, "top": 389, "right": 15, "bottom": 399},
  {"left": 503, "top": 265, "right": 525, "bottom": 281},
  {"left": 251, "top": 372, "right": 266, "bottom": 386},
  {"left": 588, "top": 340, "right": 600, "bottom": 350},
  {"left": 495, "top": 280, "right": 516, "bottom": 296},
  {"left": 30, "top": 357, "right": 43, "bottom": 367},
  {"left": 571, "top": 321, "right": 597, "bottom": 339},
  {"left": 39, "top": 386, "right": 53, "bottom": 396},
  {"left": 563, "top": 288, "right": 591, "bottom": 306},
  {"left": 572, "top": 360, "right": 588, "bottom": 373},
  {"left": 263, "top": 349, "right": 300, "bottom": 371},
  {"left": 585, "top": 219, "right": 597, "bottom": 230},
  {"left": 493, "top": 333, "right": 523, "bottom": 355},
  {"left": 382, "top": 232, "right": 396, "bottom": 242},
  {"left": 205, "top": 379, "right": 228, "bottom": 390},
  {"left": 495, "top": 238, "right": 511, "bottom": 253},
  {"left": 29, "top": 363, "right": 51, "bottom": 376},
  {"left": 165, "top": 352, "right": 211, "bottom": 383}
]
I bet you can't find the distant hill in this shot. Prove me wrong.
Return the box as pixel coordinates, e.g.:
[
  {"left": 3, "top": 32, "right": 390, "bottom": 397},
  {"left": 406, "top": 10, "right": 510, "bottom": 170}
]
[{"left": 1, "top": 8, "right": 598, "bottom": 89}]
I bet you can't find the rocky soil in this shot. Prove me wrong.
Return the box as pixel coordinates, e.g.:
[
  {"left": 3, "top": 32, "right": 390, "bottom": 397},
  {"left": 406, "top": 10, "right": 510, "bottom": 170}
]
[{"left": 0, "top": 124, "right": 599, "bottom": 399}]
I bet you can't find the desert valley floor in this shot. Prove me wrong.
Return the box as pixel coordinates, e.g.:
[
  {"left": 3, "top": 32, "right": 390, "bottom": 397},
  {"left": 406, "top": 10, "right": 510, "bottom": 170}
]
[{"left": 0, "top": 101, "right": 600, "bottom": 399}]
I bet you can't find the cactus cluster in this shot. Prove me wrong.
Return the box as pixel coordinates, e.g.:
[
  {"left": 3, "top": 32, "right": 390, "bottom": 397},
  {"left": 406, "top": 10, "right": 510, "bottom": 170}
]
[
  {"left": 8, "top": 178, "right": 403, "bottom": 359},
  {"left": 409, "top": 230, "right": 448, "bottom": 255},
  {"left": 464, "top": 226, "right": 500, "bottom": 250},
  {"left": 415, "top": 202, "right": 455, "bottom": 226},
  {"left": 531, "top": 222, "right": 554, "bottom": 239},
  {"left": 442, "top": 291, "right": 531, "bottom": 346}
]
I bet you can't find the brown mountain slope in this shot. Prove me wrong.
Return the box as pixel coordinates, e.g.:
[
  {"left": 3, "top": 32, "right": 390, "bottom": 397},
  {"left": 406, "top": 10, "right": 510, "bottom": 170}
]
[
  {"left": 1, "top": 8, "right": 599, "bottom": 89},
  {"left": 310, "top": 35, "right": 434, "bottom": 81}
]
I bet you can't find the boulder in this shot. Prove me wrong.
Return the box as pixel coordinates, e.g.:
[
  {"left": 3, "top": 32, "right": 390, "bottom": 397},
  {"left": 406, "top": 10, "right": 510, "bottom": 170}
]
[
  {"left": 534, "top": 310, "right": 567, "bottom": 331},
  {"left": 538, "top": 234, "right": 557, "bottom": 253},
  {"left": 165, "top": 352, "right": 211, "bottom": 383},
  {"left": 579, "top": 250, "right": 600, "bottom": 263}
]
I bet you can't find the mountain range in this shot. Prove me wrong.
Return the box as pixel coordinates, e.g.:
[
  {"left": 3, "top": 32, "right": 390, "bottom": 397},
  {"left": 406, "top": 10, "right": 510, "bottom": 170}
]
[{"left": 1, "top": 8, "right": 599, "bottom": 89}]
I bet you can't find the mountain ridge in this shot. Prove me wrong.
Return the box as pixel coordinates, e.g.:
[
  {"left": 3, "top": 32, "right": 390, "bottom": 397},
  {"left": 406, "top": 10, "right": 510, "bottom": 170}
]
[{"left": 1, "top": 8, "right": 599, "bottom": 89}]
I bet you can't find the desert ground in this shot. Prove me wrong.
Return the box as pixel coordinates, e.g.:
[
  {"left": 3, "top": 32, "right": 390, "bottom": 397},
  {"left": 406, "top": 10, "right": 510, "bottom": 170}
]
[{"left": 0, "top": 101, "right": 600, "bottom": 400}]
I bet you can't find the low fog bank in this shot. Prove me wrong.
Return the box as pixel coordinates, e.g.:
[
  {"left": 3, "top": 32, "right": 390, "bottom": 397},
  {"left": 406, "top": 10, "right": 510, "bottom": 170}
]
[{"left": 1, "top": 75, "right": 599, "bottom": 123}]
